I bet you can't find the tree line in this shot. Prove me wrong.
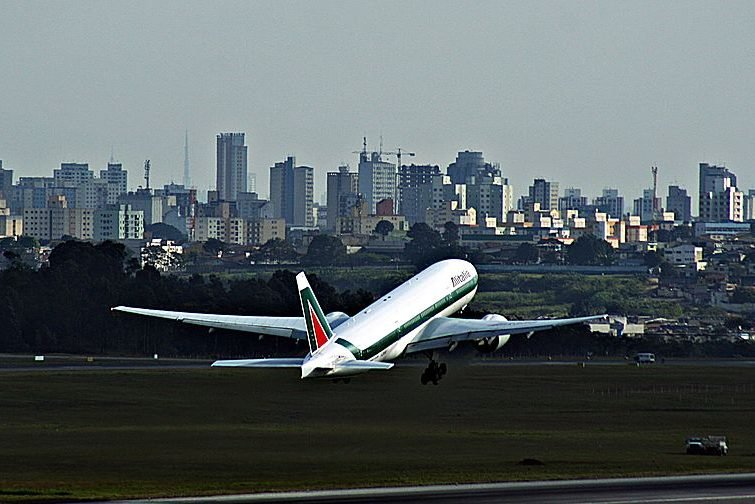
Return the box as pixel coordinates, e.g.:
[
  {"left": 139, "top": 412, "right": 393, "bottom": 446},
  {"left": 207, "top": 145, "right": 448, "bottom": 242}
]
[{"left": 0, "top": 240, "right": 373, "bottom": 357}]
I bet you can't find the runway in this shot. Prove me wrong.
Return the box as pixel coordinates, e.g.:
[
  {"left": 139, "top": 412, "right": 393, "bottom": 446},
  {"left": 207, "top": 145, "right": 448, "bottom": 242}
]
[
  {"left": 106, "top": 473, "right": 755, "bottom": 504},
  {"left": 3, "top": 353, "right": 755, "bottom": 373}
]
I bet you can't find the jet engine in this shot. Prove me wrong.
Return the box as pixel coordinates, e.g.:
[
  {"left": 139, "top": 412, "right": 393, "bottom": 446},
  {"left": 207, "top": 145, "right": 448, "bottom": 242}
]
[{"left": 474, "top": 314, "right": 511, "bottom": 353}]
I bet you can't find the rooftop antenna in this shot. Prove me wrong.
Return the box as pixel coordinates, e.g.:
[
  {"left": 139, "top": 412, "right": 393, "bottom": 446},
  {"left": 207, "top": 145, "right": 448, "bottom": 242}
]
[
  {"left": 144, "top": 159, "right": 151, "bottom": 190},
  {"left": 109, "top": 145, "right": 115, "bottom": 164}
]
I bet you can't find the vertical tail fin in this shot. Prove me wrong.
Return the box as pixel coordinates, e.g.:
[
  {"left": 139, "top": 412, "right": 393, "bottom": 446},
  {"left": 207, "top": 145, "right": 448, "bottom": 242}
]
[{"left": 297, "top": 272, "right": 333, "bottom": 354}]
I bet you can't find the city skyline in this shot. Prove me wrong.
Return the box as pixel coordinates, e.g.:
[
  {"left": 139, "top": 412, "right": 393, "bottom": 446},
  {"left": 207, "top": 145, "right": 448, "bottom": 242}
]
[{"left": 1, "top": 1, "right": 754, "bottom": 200}]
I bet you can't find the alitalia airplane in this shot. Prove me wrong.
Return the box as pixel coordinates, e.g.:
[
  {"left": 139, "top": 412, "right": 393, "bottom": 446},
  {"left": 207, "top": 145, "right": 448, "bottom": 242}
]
[{"left": 113, "top": 259, "right": 604, "bottom": 384}]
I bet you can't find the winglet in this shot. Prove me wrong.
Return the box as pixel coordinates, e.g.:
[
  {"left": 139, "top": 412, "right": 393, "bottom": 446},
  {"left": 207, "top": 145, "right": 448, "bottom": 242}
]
[{"left": 297, "top": 272, "right": 333, "bottom": 354}]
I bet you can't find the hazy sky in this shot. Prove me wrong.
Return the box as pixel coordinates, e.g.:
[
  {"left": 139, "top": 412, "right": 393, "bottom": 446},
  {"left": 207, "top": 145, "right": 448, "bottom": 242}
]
[{"left": 1, "top": 0, "right": 754, "bottom": 205}]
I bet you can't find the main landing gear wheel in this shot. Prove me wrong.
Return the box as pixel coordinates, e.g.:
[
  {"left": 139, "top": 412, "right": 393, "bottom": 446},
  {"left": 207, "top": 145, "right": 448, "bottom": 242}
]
[{"left": 421, "top": 360, "right": 447, "bottom": 385}]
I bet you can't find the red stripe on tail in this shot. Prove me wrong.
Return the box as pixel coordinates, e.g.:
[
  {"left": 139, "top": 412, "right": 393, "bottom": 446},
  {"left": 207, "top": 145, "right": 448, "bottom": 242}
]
[{"left": 309, "top": 304, "right": 329, "bottom": 348}]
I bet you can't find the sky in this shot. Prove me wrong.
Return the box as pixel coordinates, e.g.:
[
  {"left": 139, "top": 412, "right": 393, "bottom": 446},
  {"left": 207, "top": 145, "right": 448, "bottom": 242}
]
[{"left": 1, "top": 0, "right": 754, "bottom": 206}]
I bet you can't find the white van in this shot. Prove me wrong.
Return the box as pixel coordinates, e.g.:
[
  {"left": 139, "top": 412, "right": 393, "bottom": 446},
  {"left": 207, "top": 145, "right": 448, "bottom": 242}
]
[{"left": 634, "top": 352, "right": 656, "bottom": 364}]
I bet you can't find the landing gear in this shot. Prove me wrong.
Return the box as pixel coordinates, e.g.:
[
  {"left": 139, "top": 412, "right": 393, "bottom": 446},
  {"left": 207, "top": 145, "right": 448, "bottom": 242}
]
[{"left": 421, "top": 360, "right": 447, "bottom": 385}]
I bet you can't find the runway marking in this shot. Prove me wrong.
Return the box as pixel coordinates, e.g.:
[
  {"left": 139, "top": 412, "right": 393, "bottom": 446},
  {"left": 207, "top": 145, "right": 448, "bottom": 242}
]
[{"left": 588, "top": 494, "right": 755, "bottom": 504}]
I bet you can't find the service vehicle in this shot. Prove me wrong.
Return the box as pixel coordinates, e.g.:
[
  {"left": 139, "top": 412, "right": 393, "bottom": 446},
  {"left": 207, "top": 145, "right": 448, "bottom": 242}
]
[{"left": 686, "top": 436, "right": 728, "bottom": 455}]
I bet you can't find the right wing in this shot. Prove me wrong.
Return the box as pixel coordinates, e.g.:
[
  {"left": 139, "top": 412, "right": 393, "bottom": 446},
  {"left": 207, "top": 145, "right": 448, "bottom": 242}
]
[
  {"left": 405, "top": 314, "right": 606, "bottom": 354},
  {"left": 112, "top": 306, "right": 307, "bottom": 339}
]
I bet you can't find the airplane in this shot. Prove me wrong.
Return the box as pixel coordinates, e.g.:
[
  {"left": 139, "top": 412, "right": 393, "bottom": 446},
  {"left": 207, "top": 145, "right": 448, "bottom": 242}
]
[{"left": 113, "top": 259, "right": 605, "bottom": 384}]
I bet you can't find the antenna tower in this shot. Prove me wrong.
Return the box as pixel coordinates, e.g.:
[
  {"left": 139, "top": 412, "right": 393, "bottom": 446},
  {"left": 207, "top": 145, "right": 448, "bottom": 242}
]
[
  {"left": 183, "top": 130, "right": 191, "bottom": 188},
  {"left": 144, "top": 160, "right": 151, "bottom": 190},
  {"left": 651, "top": 165, "right": 659, "bottom": 212}
]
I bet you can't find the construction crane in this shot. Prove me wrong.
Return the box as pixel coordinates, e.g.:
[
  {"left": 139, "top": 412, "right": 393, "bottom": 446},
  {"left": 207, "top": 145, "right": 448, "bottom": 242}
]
[
  {"left": 352, "top": 137, "right": 369, "bottom": 162},
  {"left": 381, "top": 147, "right": 416, "bottom": 170},
  {"left": 352, "top": 138, "right": 416, "bottom": 168}
]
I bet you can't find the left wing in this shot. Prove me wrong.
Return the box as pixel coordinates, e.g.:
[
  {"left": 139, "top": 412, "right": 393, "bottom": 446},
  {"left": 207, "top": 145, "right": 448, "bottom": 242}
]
[
  {"left": 112, "top": 306, "right": 307, "bottom": 339},
  {"left": 405, "top": 314, "right": 606, "bottom": 354}
]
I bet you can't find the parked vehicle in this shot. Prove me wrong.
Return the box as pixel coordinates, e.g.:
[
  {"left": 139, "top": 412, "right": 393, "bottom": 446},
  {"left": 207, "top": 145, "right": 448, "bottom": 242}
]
[
  {"left": 634, "top": 352, "right": 656, "bottom": 364},
  {"left": 686, "top": 436, "right": 728, "bottom": 455}
]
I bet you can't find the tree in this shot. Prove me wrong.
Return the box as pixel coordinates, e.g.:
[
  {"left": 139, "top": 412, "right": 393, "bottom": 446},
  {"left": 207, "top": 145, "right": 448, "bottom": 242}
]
[
  {"left": 442, "top": 221, "right": 459, "bottom": 245},
  {"left": 16, "top": 236, "right": 39, "bottom": 249},
  {"left": 374, "top": 220, "right": 394, "bottom": 237},
  {"left": 404, "top": 223, "right": 443, "bottom": 267},
  {"left": 257, "top": 238, "right": 299, "bottom": 264},
  {"left": 566, "top": 235, "right": 614, "bottom": 266},
  {"left": 404, "top": 222, "right": 468, "bottom": 269},
  {"left": 643, "top": 250, "right": 664, "bottom": 268},
  {"left": 303, "top": 235, "right": 347, "bottom": 266},
  {"left": 202, "top": 238, "right": 225, "bottom": 257},
  {"left": 513, "top": 243, "right": 540, "bottom": 264}
]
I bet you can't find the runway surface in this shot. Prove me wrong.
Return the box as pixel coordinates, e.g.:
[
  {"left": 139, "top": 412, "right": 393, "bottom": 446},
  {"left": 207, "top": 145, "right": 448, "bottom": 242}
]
[
  {"left": 106, "top": 474, "right": 755, "bottom": 504},
  {"left": 3, "top": 353, "right": 755, "bottom": 373}
]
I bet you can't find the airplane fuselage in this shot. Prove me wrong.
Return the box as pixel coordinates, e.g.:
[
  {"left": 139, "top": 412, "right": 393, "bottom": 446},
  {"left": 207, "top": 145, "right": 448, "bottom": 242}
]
[{"left": 302, "top": 259, "right": 478, "bottom": 378}]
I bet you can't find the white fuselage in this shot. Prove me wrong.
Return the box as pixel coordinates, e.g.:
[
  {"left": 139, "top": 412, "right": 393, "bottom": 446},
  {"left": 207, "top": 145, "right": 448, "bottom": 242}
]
[{"left": 301, "top": 259, "right": 478, "bottom": 378}]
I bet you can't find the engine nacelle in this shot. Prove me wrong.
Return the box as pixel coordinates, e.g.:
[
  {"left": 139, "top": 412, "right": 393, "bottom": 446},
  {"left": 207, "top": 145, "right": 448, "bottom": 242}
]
[{"left": 474, "top": 314, "right": 511, "bottom": 353}]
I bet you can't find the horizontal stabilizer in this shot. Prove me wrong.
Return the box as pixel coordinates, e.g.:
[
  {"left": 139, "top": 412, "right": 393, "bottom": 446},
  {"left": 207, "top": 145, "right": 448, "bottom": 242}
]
[
  {"left": 334, "top": 360, "right": 394, "bottom": 371},
  {"left": 211, "top": 358, "right": 305, "bottom": 368}
]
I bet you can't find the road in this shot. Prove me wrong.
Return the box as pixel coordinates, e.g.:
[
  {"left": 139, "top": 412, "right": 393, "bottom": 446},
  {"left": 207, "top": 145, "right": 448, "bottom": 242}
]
[{"left": 106, "top": 474, "right": 755, "bottom": 504}]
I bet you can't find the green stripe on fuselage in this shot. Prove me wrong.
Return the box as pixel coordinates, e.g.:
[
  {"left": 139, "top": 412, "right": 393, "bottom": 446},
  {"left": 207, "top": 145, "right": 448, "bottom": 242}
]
[{"left": 336, "top": 274, "right": 478, "bottom": 360}]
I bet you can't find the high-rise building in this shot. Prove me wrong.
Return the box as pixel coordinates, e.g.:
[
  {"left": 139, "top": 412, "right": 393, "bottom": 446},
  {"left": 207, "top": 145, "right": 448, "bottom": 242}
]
[
  {"left": 13, "top": 177, "right": 54, "bottom": 211},
  {"left": 666, "top": 185, "right": 692, "bottom": 223},
  {"left": 699, "top": 163, "right": 736, "bottom": 195},
  {"left": 270, "top": 156, "right": 295, "bottom": 224},
  {"left": 633, "top": 189, "right": 661, "bottom": 223},
  {"left": 467, "top": 174, "right": 513, "bottom": 226},
  {"left": 216, "top": 132, "right": 247, "bottom": 202},
  {"left": 248, "top": 173, "right": 257, "bottom": 194},
  {"left": 293, "top": 165, "right": 314, "bottom": 227},
  {"left": 94, "top": 204, "right": 144, "bottom": 240},
  {"left": 559, "top": 187, "right": 588, "bottom": 213},
  {"left": 447, "top": 151, "right": 499, "bottom": 185},
  {"left": 593, "top": 188, "right": 625, "bottom": 218},
  {"left": 269, "top": 156, "right": 314, "bottom": 227},
  {"left": 0, "top": 161, "right": 13, "bottom": 199},
  {"left": 521, "top": 178, "right": 559, "bottom": 211},
  {"left": 118, "top": 188, "right": 164, "bottom": 226},
  {"left": 398, "top": 164, "right": 440, "bottom": 225},
  {"left": 743, "top": 189, "right": 755, "bottom": 221},
  {"left": 326, "top": 165, "right": 358, "bottom": 231},
  {"left": 100, "top": 163, "right": 128, "bottom": 205},
  {"left": 698, "top": 163, "right": 743, "bottom": 222},
  {"left": 358, "top": 148, "right": 396, "bottom": 213},
  {"left": 54, "top": 163, "right": 93, "bottom": 186},
  {"left": 23, "top": 196, "right": 95, "bottom": 241}
]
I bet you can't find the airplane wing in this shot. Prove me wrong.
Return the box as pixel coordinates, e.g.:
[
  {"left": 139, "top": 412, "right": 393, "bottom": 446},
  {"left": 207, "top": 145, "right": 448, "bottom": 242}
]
[
  {"left": 404, "top": 314, "right": 606, "bottom": 354},
  {"left": 112, "top": 306, "right": 307, "bottom": 339},
  {"left": 212, "top": 358, "right": 305, "bottom": 367}
]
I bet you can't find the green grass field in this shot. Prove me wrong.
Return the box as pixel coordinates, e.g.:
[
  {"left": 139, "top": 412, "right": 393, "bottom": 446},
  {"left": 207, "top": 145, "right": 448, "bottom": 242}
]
[{"left": 1, "top": 363, "right": 754, "bottom": 502}]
